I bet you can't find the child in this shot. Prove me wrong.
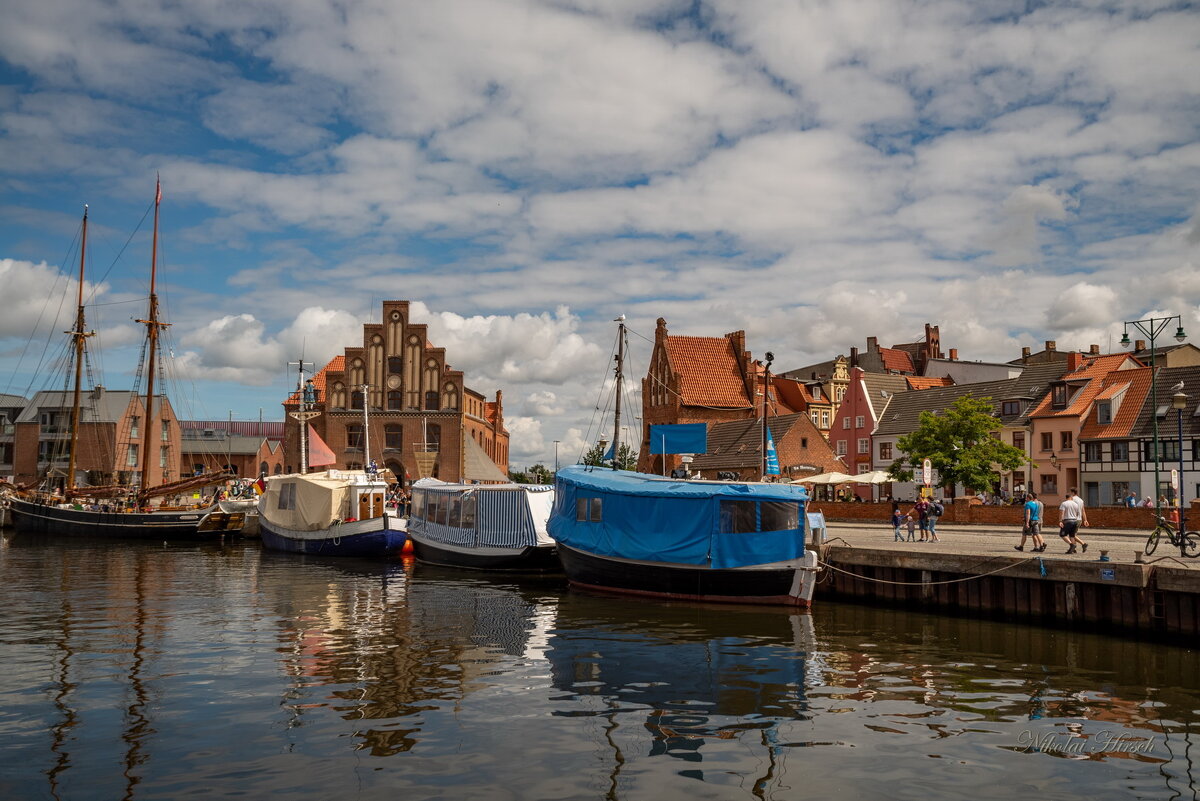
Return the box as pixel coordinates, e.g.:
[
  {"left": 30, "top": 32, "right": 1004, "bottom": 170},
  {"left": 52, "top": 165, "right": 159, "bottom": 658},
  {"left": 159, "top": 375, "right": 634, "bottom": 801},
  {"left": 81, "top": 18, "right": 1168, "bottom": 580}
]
[
  {"left": 905, "top": 514, "right": 916, "bottom": 542},
  {"left": 892, "top": 507, "right": 905, "bottom": 541}
]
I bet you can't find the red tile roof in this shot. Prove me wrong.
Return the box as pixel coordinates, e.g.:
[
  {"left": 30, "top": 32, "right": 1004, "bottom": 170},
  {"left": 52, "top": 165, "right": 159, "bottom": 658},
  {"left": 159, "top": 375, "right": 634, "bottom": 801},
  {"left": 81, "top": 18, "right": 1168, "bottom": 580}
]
[
  {"left": 1079, "top": 367, "right": 1152, "bottom": 439},
  {"left": 906, "top": 376, "right": 953, "bottom": 390},
  {"left": 1028, "top": 354, "right": 1135, "bottom": 419},
  {"left": 880, "top": 347, "right": 915, "bottom": 373},
  {"left": 665, "top": 335, "right": 752, "bottom": 408}
]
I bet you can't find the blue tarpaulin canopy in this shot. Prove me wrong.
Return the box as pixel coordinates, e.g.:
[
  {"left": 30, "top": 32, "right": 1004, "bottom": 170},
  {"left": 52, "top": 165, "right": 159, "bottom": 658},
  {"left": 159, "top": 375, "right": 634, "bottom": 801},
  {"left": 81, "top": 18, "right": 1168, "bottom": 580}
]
[
  {"left": 648, "top": 423, "right": 708, "bottom": 454},
  {"left": 548, "top": 466, "right": 807, "bottom": 569}
]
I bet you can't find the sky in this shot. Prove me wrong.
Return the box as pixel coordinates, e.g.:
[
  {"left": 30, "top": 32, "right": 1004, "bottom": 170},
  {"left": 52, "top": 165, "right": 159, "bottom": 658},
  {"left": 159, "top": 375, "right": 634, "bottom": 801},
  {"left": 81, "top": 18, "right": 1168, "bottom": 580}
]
[{"left": 1, "top": 0, "right": 1198, "bottom": 469}]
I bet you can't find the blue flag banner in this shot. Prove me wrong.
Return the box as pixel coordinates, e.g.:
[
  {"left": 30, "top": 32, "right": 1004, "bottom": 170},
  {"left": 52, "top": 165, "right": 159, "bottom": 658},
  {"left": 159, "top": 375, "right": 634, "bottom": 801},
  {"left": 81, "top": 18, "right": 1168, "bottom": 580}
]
[
  {"left": 764, "top": 426, "right": 780, "bottom": 475},
  {"left": 649, "top": 423, "right": 708, "bottom": 455},
  {"left": 603, "top": 441, "right": 615, "bottom": 460}
]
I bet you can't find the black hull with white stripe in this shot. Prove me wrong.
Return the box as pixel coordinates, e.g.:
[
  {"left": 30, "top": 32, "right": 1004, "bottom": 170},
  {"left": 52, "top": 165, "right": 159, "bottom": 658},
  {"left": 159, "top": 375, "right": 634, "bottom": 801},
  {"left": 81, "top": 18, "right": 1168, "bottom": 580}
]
[{"left": 8, "top": 497, "right": 243, "bottom": 540}]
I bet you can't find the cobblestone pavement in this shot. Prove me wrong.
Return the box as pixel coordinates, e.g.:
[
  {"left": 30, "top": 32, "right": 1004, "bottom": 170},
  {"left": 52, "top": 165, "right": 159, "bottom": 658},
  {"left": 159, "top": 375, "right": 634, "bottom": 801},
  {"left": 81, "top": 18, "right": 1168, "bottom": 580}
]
[{"left": 820, "top": 520, "right": 1199, "bottom": 568}]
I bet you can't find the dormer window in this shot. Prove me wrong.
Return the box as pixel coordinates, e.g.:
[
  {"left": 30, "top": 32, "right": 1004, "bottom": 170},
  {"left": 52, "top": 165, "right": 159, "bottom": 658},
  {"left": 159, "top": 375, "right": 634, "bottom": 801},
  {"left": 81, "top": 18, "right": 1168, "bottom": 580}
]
[
  {"left": 1051, "top": 384, "right": 1069, "bottom": 409},
  {"left": 1001, "top": 400, "right": 1021, "bottom": 416},
  {"left": 1096, "top": 400, "right": 1112, "bottom": 424}
]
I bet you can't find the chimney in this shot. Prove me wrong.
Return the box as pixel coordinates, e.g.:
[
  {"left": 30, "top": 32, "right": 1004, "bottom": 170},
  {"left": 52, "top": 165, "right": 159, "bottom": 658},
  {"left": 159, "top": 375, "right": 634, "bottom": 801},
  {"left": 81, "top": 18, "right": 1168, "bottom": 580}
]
[
  {"left": 949, "top": 348, "right": 958, "bottom": 361},
  {"left": 850, "top": 347, "right": 859, "bottom": 368},
  {"left": 866, "top": 336, "right": 878, "bottom": 352},
  {"left": 1066, "top": 352, "right": 1084, "bottom": 371},
  {"left": 1045, "top": 340, "right": 1056, "bottom": 352},
  {"left": 1135, "top": 339, "right": 1146, "bottom": 352},
  {"left": 1089, "top": 344, "right": 1100, "bottom": 355},
  {"left": 1021, "top": 346, "right": 1031, "bottom": 360}
]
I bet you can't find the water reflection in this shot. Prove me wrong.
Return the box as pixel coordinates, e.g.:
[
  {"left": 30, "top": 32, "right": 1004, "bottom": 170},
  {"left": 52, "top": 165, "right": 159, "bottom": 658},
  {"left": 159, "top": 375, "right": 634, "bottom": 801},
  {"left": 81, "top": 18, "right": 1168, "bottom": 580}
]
[{"left": 1, "top": 533, "right": 1197, "bottom": 800}]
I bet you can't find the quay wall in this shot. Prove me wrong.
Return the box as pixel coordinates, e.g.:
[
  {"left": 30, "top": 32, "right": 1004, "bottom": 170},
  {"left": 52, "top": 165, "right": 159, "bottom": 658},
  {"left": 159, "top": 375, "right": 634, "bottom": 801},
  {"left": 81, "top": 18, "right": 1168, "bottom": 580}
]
[
  {"left": 812, "top": 500, "right": 1199, "bottom": 529},
  {"left": 816, "top": 545, "right": 1200, "bottom": 640}
]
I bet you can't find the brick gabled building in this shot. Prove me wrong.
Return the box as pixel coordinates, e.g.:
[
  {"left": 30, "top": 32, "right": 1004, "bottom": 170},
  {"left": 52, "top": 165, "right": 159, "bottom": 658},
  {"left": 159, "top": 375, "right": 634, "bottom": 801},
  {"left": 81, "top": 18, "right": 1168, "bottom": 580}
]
[
  {"left": 638, "top": 317, "right": 763, "bottom": 475},
  {"left": 689, "top": 413, "right": 845, "bottom": 482},
  {"left": 283, "top": 300, "right": 509, "bottom": 483},
  {"left": 830, "top": 367, "right": 909, "bottom": 499}
]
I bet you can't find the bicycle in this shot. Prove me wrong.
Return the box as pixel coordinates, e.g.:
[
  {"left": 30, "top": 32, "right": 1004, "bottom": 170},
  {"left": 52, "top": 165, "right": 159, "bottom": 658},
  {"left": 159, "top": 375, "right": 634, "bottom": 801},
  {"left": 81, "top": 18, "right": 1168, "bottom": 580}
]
[{"left": 1144, "top": 513, "right": 1200, "bottom": 557}]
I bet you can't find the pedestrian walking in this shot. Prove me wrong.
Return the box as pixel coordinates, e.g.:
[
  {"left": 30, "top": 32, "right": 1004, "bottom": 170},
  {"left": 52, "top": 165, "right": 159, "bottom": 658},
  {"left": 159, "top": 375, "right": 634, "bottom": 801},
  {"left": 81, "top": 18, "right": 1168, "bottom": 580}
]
[
  {"left": 905, "top": 514, "right": 916, "bottom": 542},
  {"left": 927, "top": 497, "right": 943, "bottom": 542},
  {"left": 912, "top": 497, "right": 931, "bottom": 541},
  {"left": 1015, "top": 491, "right": 1046, "bottom": 552},
  {"left": 1058, "top": 487, "right": 1089, "bottom": 554}
]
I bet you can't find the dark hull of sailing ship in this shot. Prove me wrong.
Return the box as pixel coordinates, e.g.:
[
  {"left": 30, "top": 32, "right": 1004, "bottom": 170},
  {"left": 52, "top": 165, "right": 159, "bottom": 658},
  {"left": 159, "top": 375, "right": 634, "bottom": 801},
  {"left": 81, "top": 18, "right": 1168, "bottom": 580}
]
[{"left": 8, "top": 496, "right": 244, "bottom": 540}]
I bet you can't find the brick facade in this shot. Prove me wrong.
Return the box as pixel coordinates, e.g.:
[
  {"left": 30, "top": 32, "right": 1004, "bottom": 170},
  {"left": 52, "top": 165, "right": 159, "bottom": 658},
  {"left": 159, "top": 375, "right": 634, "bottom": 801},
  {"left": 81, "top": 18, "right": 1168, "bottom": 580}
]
[{"left": 283, "top": 301, "right": 508, "bottom": 483}]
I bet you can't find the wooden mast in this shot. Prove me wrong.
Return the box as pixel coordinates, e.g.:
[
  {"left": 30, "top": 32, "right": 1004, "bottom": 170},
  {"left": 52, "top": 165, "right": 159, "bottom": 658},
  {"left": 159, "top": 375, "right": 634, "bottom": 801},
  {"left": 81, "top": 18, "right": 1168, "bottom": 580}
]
[
  {"left": 611, "top": 315, "right": 625, "bottom": 469},
  {"left": 137, "top": 177, "right": 168, "bottom": 497},
  {"left": 65, "top": 205, "right": 93, "bottom": 492}
]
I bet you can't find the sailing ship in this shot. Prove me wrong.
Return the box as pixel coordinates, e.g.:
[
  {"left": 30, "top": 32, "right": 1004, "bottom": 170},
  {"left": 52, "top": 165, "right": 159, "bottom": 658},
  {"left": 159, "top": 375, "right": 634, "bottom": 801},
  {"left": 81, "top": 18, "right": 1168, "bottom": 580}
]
[
  {"left": 546, "top": 316, "right": 819, "bottom": 606},
  {"left": 258, "top": 380, "right": 407, "bottom": 556},
  {"left": 8, "top": 184, "right": 244, "bottom": 539},
  {"left": 405, "top": 479, "right": 557, "bottom": 571}
]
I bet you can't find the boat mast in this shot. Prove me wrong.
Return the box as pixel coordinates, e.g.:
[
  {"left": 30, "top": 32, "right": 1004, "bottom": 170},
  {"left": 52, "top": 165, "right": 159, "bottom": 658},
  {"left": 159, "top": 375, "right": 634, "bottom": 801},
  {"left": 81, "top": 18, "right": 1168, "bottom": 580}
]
[
  {"left": 611, "top": 315, "right": 625, "bottom": 470},
  {"left": 761, "top": 351, "right": 774, "bottom": 481},
  {"left": 360, "top": 383, "right": 371, "bottom": 471},
  {"left": 288, "top": 358, "right": 317, "bottom": 474},
  {"left": 65, "top": 205, "right": 94, "bottom": 492},
  {"left": 137, "top": 177, "right": 168, "bottom": 497}
]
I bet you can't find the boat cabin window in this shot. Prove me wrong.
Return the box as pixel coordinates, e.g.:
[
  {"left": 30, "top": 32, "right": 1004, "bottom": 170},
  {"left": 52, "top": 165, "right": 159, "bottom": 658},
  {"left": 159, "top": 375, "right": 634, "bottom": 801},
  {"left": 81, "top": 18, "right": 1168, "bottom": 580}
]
[
  {"left": 760, "top": 501, "right": 800, "bottom": 532},
  {"left": 448, "top": 495, "right": 462, "bottom": 528},
  {"left": 425, "top": 495, "right": 439, "bottom": 523},
  {"left": 575, "top": 496, "right": 602, "bottom": 522},
  {"left": 461, "top": 493, "right": 476, "bottom": 529},
  {"left": 719, "top": 500, "right": 801, "bottom": 534},
  {"left": 277, "top": 482, "right": 297, "bottom": 510},
  {"left": 720, "top": 500, "right": 758, "bottom": 533}
]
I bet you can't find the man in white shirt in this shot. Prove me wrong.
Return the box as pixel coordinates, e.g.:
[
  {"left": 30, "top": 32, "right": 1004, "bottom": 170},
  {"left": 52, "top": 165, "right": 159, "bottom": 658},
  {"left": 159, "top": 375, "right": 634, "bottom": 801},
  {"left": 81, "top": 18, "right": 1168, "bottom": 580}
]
[{"left": 1058, "top": 487, "right": 1089, "bottom": 554}]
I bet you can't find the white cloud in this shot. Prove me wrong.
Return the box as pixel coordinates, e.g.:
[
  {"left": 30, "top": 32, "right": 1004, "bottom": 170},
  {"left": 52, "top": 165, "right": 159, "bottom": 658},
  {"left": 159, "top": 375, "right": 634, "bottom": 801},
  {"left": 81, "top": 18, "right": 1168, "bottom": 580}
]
[
  {"left": 410, "top": 302, "right": 603, "bottom": 386},
  {"left": 1045, "top": 283, "right": 1120, "bottom": 332}
]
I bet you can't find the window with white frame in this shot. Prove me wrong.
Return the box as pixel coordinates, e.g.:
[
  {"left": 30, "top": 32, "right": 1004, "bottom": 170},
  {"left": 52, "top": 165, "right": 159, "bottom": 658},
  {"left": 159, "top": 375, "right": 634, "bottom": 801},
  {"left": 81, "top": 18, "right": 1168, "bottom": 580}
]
[
  {"left": 843, "top": 418, "right": 850, "bottom": 429},
  {"left": 855, "top": 415, "right": 864, "bottom": 428},
  {"left": 857, "top": 438, "right": 869, "bottom": 454},
  {"left": 836, "top": 440, "right": 847, "bottom": 456}
]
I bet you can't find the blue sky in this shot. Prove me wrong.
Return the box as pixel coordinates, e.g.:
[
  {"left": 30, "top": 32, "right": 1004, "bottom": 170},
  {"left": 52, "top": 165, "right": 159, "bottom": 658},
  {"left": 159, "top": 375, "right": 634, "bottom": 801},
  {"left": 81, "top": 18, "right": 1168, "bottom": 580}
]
[{"left": 1, "top": 0, "right": 1198, "bottom": 467}]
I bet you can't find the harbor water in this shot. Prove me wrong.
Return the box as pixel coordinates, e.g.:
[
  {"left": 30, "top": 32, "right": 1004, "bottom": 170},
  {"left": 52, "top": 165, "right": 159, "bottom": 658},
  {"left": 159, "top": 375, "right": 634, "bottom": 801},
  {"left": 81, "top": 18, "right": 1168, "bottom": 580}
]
[{"left": 1, "top": 534, "right": 1197, "bottom": 800}]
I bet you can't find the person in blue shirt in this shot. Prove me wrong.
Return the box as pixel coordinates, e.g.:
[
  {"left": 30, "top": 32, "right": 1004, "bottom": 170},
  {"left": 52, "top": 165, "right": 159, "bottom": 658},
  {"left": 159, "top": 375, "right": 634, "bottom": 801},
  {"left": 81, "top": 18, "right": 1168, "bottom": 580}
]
[{"left": 1015, "top": 491, "right": 1047, "bottom": 552}]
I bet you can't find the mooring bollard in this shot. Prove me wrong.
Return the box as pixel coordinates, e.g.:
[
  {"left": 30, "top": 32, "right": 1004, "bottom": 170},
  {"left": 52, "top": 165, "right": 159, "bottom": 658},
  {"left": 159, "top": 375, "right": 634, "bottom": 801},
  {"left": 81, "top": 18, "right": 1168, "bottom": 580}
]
[
  {"left": 1098, "top": 549, "right": 1110, "bottom": 562},
  {"left": 1134, "top": 551, "right": 1145, "bottom": 564}
]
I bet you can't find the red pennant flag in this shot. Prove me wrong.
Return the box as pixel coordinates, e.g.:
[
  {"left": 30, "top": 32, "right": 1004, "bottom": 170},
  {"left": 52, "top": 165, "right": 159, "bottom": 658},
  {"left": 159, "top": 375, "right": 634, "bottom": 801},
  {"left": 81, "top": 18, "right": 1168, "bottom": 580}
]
[
  {"left": 155, "top": 176, "right": 162, "bottom": 205},
  {"left": 307, "top": 424, "right": 336, "bottom": 467}
]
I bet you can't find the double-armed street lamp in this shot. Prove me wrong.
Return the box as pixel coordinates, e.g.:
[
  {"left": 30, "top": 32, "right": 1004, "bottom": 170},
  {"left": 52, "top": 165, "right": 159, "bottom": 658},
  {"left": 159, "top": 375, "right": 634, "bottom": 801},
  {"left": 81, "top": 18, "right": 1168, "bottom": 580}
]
[
  {"left": 1120, "top": 316, "right": 1187, "bottom": 519},
  {"left": 1173, "top": 388, "right": 1189, "bottom": 545}
]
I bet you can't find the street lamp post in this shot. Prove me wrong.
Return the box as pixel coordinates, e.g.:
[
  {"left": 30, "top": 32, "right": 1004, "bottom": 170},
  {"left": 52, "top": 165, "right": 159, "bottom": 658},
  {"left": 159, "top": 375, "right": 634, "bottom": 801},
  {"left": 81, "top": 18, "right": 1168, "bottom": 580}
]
[
  {"left": 1174, "top": 389, "right": 1189, "bottom": 548},
  {"left": 553, "top": 440, "right": 560, "bottom": 473},
  {"left": 1121, "top": 316, "right": 1187, "bottom": 520}
]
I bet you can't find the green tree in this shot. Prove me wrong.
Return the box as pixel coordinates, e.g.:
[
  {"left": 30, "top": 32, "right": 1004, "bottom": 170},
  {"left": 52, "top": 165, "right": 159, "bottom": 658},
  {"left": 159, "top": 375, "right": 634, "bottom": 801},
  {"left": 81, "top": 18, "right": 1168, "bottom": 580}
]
[
  {"left": 887, "top": 395, "right": 1030, "bottom": 496},
  {"left": 527, "top": 463, "right": 553, "bottom": 485},
  {"left": 581, "top": 442, "right": 638, "bottom": 471}
]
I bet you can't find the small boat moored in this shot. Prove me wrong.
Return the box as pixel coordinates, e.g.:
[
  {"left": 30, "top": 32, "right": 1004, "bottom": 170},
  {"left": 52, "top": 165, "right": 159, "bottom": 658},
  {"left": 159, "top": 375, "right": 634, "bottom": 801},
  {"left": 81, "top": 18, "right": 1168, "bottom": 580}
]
[
  {"left": 406, "top": 480, "right": 557, "bottom": 571},
  {"left": 258, "top": 469, "right": 406, "bottom": 557},
  {"left": 548, "top": 465, "right": 818, "bottom": 606}
]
